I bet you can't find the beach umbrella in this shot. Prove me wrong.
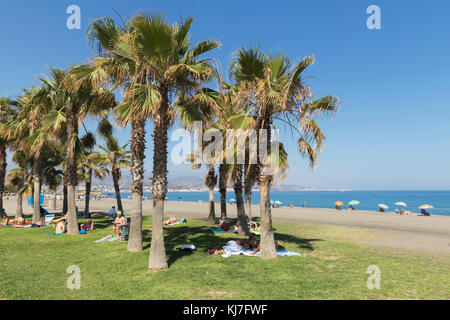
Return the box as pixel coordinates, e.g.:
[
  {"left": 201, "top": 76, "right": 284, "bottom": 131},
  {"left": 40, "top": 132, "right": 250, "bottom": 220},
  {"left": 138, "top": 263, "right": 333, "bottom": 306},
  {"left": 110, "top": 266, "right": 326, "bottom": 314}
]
[
  {"left": 378, "top": 204, "right": 389, "bottom": 210},
  {"left": 230, "top": 199, "right": 236, "bottom": 203},
  {"left": 418, "top": 204, "right": 434, "bottom": 209},
  {"left": 334, "top": 201, "right": 343, "bottom": 206},
  {"left": 348, "top": 200, "right": 360, "bottom": 206},
  {"left": 270, "top": 200, "right": 275, "bottom": 205},
  {"left": 395, "top": 202, "right": 407, "bottom": 207},
  {"left": 275, "top": 200, "right": 282, "bottom": 205}
]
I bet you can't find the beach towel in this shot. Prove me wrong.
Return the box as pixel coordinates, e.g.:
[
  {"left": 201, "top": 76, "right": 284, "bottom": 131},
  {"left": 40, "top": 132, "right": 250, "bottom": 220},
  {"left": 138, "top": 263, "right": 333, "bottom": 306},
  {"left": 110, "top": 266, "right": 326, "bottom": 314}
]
[
  {"left": 165, "top": 222, "right": 182, "bottom": 226},
  {"left": 94, "top": 235, "right": 113, "bottom": 243},
  {"left": 46, "top": 233, "right": 65, "bottom": 236},
  {"left": 220, "top": 241, "right": 301, "bottom": 258},
  {"left": 211, "top": 228, "right": 237, "bottom": 234}
]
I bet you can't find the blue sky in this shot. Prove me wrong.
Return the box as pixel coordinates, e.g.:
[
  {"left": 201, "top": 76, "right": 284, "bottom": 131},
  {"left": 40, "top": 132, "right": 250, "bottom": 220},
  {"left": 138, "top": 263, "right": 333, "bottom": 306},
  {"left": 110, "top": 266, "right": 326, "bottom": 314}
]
[{"left": 1, "top": 0, "right": 449, "bottom": 190}]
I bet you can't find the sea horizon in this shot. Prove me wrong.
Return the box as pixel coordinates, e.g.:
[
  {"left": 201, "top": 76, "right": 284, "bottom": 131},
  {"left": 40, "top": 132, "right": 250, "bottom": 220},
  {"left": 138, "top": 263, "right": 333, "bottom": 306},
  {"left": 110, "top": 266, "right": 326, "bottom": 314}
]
[{"left": 101, "top": 190, "right": 450, "bottom": 217}]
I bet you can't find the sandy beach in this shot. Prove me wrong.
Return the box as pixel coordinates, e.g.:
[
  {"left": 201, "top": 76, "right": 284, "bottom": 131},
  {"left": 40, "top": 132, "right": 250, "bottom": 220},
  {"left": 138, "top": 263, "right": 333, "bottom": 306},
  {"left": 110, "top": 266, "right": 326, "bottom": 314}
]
[{"left": 5, "top": 197, "right": 450, "bottom": 254}]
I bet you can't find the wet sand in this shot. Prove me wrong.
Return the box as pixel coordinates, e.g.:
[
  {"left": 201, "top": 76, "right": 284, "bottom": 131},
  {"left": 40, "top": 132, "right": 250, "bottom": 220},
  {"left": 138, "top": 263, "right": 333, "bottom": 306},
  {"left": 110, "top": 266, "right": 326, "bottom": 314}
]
[{"left": 4, "top": 197, "right": 450, "bottom": 254}]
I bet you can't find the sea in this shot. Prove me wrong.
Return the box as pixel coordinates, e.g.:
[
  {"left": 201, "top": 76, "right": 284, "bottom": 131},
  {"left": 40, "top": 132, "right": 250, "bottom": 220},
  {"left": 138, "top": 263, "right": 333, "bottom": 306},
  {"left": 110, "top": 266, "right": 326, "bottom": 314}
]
[{"left": 108, "top": 190, "right": 450, "bottom": 217}]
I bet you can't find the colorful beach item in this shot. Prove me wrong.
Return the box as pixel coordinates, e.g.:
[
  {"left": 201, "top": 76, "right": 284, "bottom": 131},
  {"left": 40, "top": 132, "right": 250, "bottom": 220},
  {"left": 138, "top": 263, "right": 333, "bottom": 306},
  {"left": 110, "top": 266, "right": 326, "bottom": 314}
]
[
  {"left": 418, "top": 204, "right": 434, "bottom": 209},
  {"left": 334, "top": 201, "right": 344, "bottom": 206},
  {"left": 348, "top": 200, "right": 360, "bottom": 206},
  {"left": 378, "top": 204, "right": 389, "bottom": 210},
  {"left": 395, "top": 202, "right": 407, "bottom": 207}
]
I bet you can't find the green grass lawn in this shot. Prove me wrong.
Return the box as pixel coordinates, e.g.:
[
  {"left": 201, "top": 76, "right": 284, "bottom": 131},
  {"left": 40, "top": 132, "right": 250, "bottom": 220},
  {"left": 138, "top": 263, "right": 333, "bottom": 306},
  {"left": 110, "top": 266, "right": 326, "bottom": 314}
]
[{"left": 1, "top": 215, "right": 449, "bottom": 300}]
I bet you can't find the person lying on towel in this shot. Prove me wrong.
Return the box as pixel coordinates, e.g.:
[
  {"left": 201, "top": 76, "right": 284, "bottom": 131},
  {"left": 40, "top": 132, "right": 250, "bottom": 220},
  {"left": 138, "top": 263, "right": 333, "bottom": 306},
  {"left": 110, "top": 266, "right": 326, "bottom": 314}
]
[
  {"left": 0, "top": 212, "right": 9, "bottom": 226},
  {"left": 206, "top": 234, "right": 258, "bottom": 255},
  {"left": 164, "top": 216, "right": 177, "bottom": 225},
  {"left": 13, "top": 218, "right": 43, "bottom": 228}
]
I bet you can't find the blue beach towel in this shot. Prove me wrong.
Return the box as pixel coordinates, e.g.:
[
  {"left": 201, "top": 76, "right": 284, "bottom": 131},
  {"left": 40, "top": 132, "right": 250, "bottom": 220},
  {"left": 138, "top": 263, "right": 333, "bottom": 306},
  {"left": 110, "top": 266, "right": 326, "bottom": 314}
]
[
  {"left": 220, "top": 241, "right": 301, "bottom": 258},
  {"left": 211, "top": 228, "right": 237, "bottom": 234}
]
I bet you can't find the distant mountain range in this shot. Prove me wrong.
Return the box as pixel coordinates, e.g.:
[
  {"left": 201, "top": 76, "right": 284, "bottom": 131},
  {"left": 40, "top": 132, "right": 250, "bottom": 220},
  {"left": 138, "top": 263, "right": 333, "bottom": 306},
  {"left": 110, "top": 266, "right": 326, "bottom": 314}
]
[{"left": 92, "top": 171, "right": 311, "bottom": 191}]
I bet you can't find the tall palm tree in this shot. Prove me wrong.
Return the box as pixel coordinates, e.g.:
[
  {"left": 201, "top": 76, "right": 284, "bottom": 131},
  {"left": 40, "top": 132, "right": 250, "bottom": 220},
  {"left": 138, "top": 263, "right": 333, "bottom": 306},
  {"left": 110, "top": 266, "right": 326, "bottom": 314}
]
[
  {"left": 231, "top": 48, "right": 339, "bottom": 258},
  {"left": 98, "top": 136, "right": 131, "bottom": 213},
  {"left": 44, "top": 68, "right": 116, "bottom": 233},
  {"left": 7, "top": 150, "right": 32, "bottom": 219},
  {"left": 0, "top": 97, "right": 18, "bottom": 212},
  {"left": 80, "top": 151, "right": 109, "bottom": 217},
  {"left": 78, "top": 12, "right": 219, "bottom": 267}
]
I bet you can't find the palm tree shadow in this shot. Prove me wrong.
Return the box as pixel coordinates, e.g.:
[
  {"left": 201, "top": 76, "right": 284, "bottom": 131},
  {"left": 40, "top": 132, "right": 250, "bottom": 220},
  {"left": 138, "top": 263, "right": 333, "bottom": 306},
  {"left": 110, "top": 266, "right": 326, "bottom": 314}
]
[{"left": 142, "top": 224, "right": 322, "bottom": 267}]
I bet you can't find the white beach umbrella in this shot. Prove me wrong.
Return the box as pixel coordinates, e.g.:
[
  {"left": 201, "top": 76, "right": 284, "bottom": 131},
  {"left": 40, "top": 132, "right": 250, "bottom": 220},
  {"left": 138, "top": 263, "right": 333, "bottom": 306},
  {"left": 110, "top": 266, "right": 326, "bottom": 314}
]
[
  {"left": 378, "top": 204, "right": 389, "bottom": 210},
  {"left": 395, "top": 202, "right": 407, "bottom": 207},
  {"left": 275, "top": 200, "right": 283, "bottom": 205}
]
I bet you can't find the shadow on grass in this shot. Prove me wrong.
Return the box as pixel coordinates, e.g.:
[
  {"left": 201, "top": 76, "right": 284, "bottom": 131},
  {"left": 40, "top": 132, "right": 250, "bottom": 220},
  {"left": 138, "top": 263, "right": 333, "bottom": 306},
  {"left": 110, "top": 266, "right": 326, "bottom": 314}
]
[
  {"left": 88, "top": 216, "right": 322, "bottom": 267},
  {"left": 156, "top": 224, "right": 321, "bottom": 267}
]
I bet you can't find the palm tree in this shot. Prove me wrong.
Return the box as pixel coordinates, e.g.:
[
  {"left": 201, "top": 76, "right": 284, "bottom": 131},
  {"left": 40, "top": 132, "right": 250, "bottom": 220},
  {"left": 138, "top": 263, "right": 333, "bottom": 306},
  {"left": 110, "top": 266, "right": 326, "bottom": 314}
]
[
  {"left": 80, "top": 151, "right": 109, "bottom": 217},
  {"left": 0, "top": 97, "right": 18, "bottom": 212},
  {"left": 43, "top": 68, "right": 116, "bottom": 233},
  {"left": 7, "top": 150, "right": 32, "bottom": 219},
  {"left": 98, "top": 136, "right": 131, "bottom": 213},
  {"left": 230, "top": 48, "right": 339, "bottom": 258},
  {"left": 78, "top": 12, "right": 219, "bottom": 267}
]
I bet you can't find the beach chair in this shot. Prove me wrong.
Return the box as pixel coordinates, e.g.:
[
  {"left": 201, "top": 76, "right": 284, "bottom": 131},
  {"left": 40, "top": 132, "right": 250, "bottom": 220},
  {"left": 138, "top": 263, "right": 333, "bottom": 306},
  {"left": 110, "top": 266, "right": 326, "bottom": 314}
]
[
  {"left": 119, "top": 224, "right": 129, "bottom": 241},
  {"left": 44, "top": 214, "right": 55, "bottom": 226}
]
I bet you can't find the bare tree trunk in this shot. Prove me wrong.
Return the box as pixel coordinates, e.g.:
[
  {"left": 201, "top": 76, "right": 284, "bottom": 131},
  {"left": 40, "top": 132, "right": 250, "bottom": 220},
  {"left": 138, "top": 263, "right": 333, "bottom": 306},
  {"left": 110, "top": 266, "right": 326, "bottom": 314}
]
[
  {"left": 233, "top": 164, "right": 250, "bottom": 236},
  {"left": 53, "top": 191, "right": 57, "bottom": 210},
  {"left": 112, "top": 166, "right": 123, "bottom": 212},
  {"left": 0, "top": 144, "right": 6, "bottom": 212},
  {"left": 32, "top": 156, "right": 42, "bottom": 223},
  {"left": 128, "top": 118, "right": 146, "bottom": 252},
  {"left": 219, "top": 164, "right": 227, "bottom": 219},
  {"left": 208, "top": 186, "right": 215, "bottom": 224},
  {"left": 149, "top": 88, "right": 169, "bottom": 270},
  {"left": 63, "top": 184, "right": 68, "bottom": 215},
  {"left": 245, "top": 187, "right": 252, "bottom": 222},
  {"left": 15, "top": 192, "right": 23, "bottom": 219},
  {"left": 206, "top": 166, "right": 217, "bottom": 224},
  {"left": 84, "top": 169, "right": 92, "bottom": 217},
  {"left": 258, "top": 119, "right": 277, "bottom": 259},
  {"left": 259, "top": 176, "right": 277, "bottom": 259},
  {"left": 66, "top": 109, "right": 79, "bottom": 234}
]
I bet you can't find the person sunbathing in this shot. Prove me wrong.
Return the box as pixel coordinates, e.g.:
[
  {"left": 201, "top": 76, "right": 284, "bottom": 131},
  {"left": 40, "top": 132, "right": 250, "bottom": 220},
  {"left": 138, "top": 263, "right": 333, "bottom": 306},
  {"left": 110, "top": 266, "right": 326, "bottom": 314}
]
[
  {"left": 14, "top": 219, "right": 43, "bottom": 228},
  {"left": 251, "top": 240, "right": 279, "bottom": 256},
  {"left": 216, "top": 219, "right": 238, "bottom": 232},
  {"left": 248, "top": 221, "right": 260, "bottom": 232},
  {"left": 81, "top": 219, "right": 94, "bottom": 231},
  {"left": 206, "top": 234, "right": 257, "bottom": 255},
  {"left": 113, "top": 212, "right": 127, "bottom": 238},
  {"left": 0, "top": 213, "right": 9, "bottom": 226},
  {"left": 164, "top": 216, "right": 177, "bottom": 225}
]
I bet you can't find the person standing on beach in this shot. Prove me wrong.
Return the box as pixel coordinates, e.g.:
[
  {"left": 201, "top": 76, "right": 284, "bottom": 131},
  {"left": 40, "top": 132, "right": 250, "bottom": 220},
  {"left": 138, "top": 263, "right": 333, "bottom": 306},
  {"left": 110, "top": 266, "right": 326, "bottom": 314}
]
[{"left": 109, "top": 206, "right": 117, "bottom": 220}]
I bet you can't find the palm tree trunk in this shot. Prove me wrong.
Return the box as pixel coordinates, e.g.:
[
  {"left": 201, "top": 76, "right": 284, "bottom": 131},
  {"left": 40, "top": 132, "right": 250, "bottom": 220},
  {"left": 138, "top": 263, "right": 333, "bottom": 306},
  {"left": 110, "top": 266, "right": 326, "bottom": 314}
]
[
  {"left": 66, "top": 109, "right": 79, "bottom": 234},
  {"left": 112, "top": 165, "right": 123, "bottom": 212},
  {"left": 84, "top": 169, "right": 92, "bottom": 217},
  {"left": 259, "top": 176, "right": 277, "bottom": 259},
  {"left": 258, "top": 119, "right": 277, "bottom": 259},
  {"left": 245, "top": 186, "right": 252, "bottom": 222},
  {"left": 219, "top": 164, "right": 227, "bottom": 219},
  {"left": 15, "top": 192, "right": 23, "bottom": 219},
  {"left": 0, "top": 144, "right": 6, "bottom": 212},
  {"left": 233, "top": 164, "right": 250, "bottom": 236},
  {"left": 32, "top": 156, "right": 42, "bottom": 223},
  {"left": 63, "top": 184, "right": 68, "bottom": 215},
  {"left": 149, "top": 88, "right": 169, "bottom": 270},
  {"left": 128, "top": 118, "right": 146, "bottom": 252},
  {"left": 206, "top": 166, "right": 217, "bottom": 224}
]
